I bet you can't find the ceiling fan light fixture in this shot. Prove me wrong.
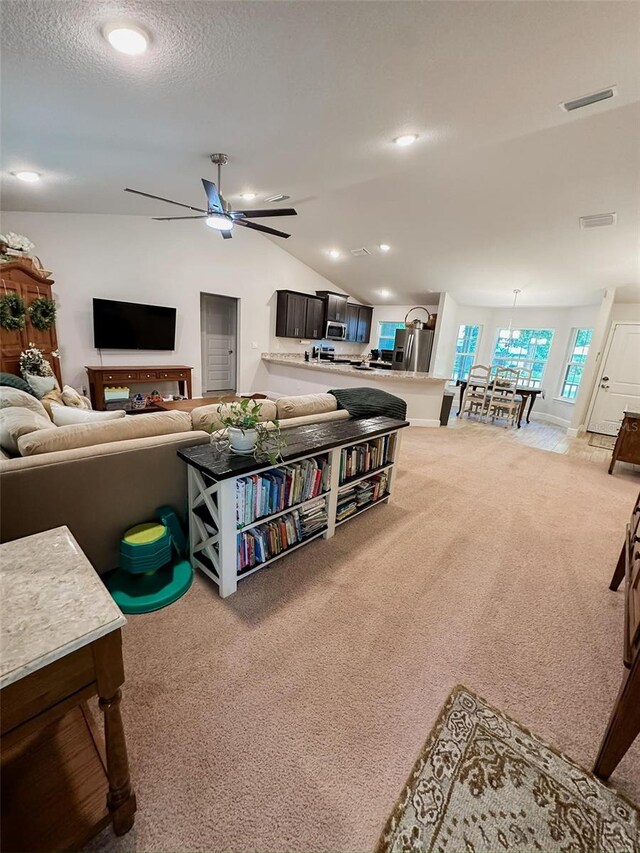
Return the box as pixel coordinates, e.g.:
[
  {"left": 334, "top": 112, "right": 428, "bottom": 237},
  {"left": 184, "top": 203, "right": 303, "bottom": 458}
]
[
  {"left": 379, "top": 243, "right": 391, "bottom": 252},
  {"left": 240, "top": 192, "right": 257, "bottom": 201},
  {"left": 104, "top": 23, "right": 149, "bottom": 55},
  {"left": 206, "top": 214, "right": 233, "bottom": 231},
  {"left": 393, "top": 134, "right": 418, "bottom": 147}
]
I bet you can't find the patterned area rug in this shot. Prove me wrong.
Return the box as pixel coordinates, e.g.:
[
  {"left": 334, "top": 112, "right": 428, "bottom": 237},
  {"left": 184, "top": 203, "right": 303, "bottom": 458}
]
[
  {"left": 588, "top": 433, "right": 617, "bottom": 450},
  {"left": 377, "top": 687, "right": 639, "bottom": 853}
]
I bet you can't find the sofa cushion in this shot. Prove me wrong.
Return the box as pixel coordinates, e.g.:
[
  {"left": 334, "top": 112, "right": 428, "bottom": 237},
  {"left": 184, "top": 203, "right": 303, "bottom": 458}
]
[
  {"left": 18, "top": 410, "right": 191, "bottom": 456},
  {"left": 40, "top": 389, "right": 65, "bottom": 417},
  {"left": 277, "top": 409, "right": 350, "bottom": 429},
  {"left": 0, "top": 386, "right": 50, "bottom": 419},
  {"left": 0, "top": 371, "right": 38, "bottom": 397},
  {"left": 0, "top": 406, "right": 55, "bottom": 454},
  {"left": 50, "top": 403, "right": 126, "bottom": 426},
  {"left": 191, "top": 399, "right": 278, "bottom": 432},
  {"left": 276, "top": 393, "right": 337, "bottom": 420},
  {"left": 61, "top": 385, "right": 92, "bottom": 409}
]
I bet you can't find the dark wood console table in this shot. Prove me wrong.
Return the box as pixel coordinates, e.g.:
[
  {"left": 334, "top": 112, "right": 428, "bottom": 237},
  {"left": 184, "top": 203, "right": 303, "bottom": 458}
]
[
  {"left": 85, "top": 364, "right": 192, "bottom": 410},
  {"left": 609, "top": 410, "right": 640, "bottom": 474}
]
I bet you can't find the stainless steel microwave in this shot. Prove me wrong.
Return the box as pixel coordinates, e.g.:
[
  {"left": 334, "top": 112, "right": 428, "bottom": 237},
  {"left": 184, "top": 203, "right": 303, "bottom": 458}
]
[{"left": 325, "top": 320, "right": 347, "bottom": 340}]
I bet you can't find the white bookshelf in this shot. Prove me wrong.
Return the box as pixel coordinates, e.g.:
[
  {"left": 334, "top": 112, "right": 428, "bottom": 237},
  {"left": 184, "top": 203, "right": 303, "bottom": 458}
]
[{"left": 181, "top": 419, "right": 406, "bottom": 597}]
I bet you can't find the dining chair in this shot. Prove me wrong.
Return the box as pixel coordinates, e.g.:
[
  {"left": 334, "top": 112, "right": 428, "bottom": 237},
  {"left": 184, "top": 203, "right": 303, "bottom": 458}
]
[
  {"left": 460, "top": 364, "right": 491, "bottom": 419},
  {"left": 486, "top": 367, "right": 522, "bottom": 427}
]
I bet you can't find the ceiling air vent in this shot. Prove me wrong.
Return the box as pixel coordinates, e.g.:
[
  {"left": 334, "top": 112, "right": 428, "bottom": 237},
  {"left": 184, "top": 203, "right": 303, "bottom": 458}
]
[
  {"left": 350, "top": 247, "right": 371, "bottom": 257},
  {"left": 579, "top": 213, "right": 617, "bottom": 229},
  {"left": 561, "top": 87, "right": 616, "bottom": 112}
]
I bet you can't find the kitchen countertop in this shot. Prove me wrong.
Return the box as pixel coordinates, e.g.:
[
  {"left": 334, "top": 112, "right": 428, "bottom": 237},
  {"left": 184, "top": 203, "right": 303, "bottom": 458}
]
[
  {"left": 262, "top": 353, "right": 447, "bottom": 382},
  {"left": 0, "top": 526, "right": 126, "bottom": 689}
]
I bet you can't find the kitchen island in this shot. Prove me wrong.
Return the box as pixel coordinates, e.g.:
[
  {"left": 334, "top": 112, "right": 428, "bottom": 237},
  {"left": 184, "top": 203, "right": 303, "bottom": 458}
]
[{"left": 262, "top": 354, "right": 448, "bottom": 426}]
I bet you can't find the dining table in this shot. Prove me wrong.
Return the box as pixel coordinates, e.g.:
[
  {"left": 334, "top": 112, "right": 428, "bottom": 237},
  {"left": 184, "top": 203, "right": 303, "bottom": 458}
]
[{"left": 456, "top": 379, "right": 544, "bottom": 428}]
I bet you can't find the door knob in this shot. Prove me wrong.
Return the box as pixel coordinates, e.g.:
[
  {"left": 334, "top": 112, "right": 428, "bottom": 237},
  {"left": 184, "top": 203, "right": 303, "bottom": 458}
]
[
  {"left": 602, "top": 376, "right": 609, "bottom": 381},
  {"left": 600, "top": 383, "right": 610, "bottom": 390}
]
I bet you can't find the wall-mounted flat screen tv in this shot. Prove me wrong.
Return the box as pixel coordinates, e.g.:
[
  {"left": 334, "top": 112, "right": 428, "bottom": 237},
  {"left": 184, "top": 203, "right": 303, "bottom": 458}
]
[{"left": 93, "top": 298, "right": 177, "bottom": 350}]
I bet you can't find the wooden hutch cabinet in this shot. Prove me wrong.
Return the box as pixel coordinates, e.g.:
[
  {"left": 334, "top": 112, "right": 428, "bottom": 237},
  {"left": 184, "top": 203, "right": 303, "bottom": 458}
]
[{"left": 0, "top": 261, "right": 62, "bottom": 386}]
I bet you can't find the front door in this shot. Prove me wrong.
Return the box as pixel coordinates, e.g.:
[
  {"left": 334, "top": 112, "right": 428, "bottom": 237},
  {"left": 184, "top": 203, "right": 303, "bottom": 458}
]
[
  {"left": 200, "top": 293, "right": 237, "bottom": 394},
  {"left": 588, "top": 322, "right": 640, "bottom": 435}
]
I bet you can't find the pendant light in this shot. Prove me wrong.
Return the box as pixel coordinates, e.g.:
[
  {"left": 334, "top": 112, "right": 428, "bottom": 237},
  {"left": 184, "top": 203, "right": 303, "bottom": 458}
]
[{"left": 499, "top": 289, "right": 521, "bottom": 344}]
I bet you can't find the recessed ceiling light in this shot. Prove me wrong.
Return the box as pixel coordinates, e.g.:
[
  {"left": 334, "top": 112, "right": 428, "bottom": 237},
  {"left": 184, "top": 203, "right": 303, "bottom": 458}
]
[
  {"left": 206, "top": 215, "right": 233, "bottom": 232},
  {"left": 104, "top": 23, "right": 149, "bottom": 55},
  {"left": 12, "top": 170, "right": 41, "bottom": 183},
  {"left": 328, "top": 249, "right": 341, "bottom": 259},
  {"left": 378, "top": 289, "right": 392, "bottom": 299},
  {"left": 379, "top": 244, "right": 391, "bottom": 252},
  {"left": 265, "top": 193, "right": 290, "bottom": 203},
  {"left": 393, "top": 134, "right": 418, "bottom": 147},
  {"left": 240, "top": 192, "right": 257, "bottom": 201}
]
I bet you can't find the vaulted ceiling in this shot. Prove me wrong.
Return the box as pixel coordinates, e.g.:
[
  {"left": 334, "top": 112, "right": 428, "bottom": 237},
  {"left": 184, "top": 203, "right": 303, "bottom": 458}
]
[{"left": 2, "top": 0, "right": 638, "bottom": 305}]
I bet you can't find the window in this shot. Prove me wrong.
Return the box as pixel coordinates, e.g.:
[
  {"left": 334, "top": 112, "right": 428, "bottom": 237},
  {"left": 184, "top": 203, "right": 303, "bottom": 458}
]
[
  {"left": 559, "top": 328, "right": 593, "bottom": 400},
  {"left": 377, "top": 321, "right": 405, "bottom": 351},
  {"left": 492, "top": 328, "right": 554, "bottom": 388},
  {"left": 452, "top": 325, "right": 482, "bottom": 381}
]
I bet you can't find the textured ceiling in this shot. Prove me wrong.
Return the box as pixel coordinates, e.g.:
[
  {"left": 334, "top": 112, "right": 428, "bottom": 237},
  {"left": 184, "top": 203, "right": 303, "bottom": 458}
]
[{"left": 1, "top": 0, "right": 639, "bottom": 306}]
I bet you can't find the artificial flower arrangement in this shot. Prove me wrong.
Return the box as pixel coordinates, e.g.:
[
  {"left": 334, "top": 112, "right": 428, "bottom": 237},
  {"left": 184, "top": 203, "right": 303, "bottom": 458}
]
[
  {"left": 19, "top": 344, "right": 58, "bottom": 377},
  {"left": 0, "top": 232, "right": 36, "bottom": 256},
  {"left": 207, "top": 397, "right": 286, "bottom": 466}
]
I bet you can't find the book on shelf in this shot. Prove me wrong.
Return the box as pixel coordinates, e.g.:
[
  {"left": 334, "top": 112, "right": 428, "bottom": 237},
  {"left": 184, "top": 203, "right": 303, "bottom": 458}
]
[
  {"left": 336, "top": 471, "right": 389, "bottom": 521},
  {"left": 235, "top": 456, "right": 331, "bottom": 528},
  {"left": 237, "top": 499, "right": 328, "bottom": 572},
  {"left": 338, "top": 435, "right": 391, "bottom": 483}
]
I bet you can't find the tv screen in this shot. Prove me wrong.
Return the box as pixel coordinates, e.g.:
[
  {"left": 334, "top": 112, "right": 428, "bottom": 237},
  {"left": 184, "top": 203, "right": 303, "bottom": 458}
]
[{"left": 93, "top": 298, "right": 177, "bottom": 350}]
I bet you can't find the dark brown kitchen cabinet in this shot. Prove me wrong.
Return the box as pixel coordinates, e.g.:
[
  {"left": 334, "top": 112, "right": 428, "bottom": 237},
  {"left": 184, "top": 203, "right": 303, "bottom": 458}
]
[
  {"left": 276, "top": 290, "right": 324, "bottom": 339},
  {"left": 316, "top": 291, "right": 348, "bottom": 324},
  {"left": 356, "top": 305, "right": 373, "bottom": 343},
  {"left": 305, "top": 296, "right": 325, "bottom": 339}
]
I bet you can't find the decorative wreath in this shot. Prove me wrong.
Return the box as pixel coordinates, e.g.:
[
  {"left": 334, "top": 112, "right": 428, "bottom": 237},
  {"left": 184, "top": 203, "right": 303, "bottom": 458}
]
[
  {"left": 28, "top": 296, "right": 57, "bottom": 331},
  {"left": 0, "top": 292, "right": 27, "bottom": 331}
]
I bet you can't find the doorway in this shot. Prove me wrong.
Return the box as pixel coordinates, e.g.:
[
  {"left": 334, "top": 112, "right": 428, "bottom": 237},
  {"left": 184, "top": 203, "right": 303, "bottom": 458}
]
[
  {"left": 588, "top": 322, "right": 640, "bottom": 435},
  {"left": 200, "top": 293, "right": 238, "bottom": 394}
]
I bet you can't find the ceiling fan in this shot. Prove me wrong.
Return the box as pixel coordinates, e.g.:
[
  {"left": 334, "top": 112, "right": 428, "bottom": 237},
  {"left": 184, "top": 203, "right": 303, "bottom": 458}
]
[{"left": 124, "top": 153, "right": 297, "bottom": 240}]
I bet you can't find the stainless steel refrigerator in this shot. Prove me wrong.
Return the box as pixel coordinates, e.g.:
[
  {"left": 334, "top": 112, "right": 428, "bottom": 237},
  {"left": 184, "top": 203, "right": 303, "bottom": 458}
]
[{"left": 392, "top": 327, "right": 434, "bottom": 372}]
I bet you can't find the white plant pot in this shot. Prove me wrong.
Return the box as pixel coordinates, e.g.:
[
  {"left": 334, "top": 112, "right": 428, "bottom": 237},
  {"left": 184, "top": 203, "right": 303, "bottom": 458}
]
[{"left": 228, "top": 426, "right": 258, "bottom": 453}]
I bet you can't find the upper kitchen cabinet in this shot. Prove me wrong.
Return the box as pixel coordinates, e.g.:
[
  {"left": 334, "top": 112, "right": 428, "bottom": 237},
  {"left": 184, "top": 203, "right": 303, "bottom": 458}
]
[
  {"left": 345, "top": 303, "right": 373, "bottom": 343},
  {"left": 316, "top": 291, "right": 348, "bottom": 324},
  {"left": 275, "top": 290, "right": 324, "bottom": 340}
]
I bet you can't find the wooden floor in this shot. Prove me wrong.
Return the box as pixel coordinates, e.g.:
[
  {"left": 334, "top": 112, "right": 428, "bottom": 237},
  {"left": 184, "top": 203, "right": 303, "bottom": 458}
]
[{"left": 447, "top": 412, "right": 639, "bottom": 479}]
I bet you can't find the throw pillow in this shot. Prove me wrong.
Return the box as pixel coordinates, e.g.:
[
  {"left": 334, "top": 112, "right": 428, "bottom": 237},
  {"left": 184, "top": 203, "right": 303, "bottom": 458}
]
[
  {"left": 61, "top": 385, "right": 91, "bottom": 409},
  {"left": 0, "top": 387, "right": 50, "bottom": 420},
  {"left": 0, "top": 406, "right": 55, "bottom": 454},
  {"left": 0, "top": 372, "right": 38, "bottom": 397},
  {"left": 50, "top": 404, "right": 125, "bottom": 426},
  {"left": 23, "top": 372, "right": 61, "bottom": 399}
]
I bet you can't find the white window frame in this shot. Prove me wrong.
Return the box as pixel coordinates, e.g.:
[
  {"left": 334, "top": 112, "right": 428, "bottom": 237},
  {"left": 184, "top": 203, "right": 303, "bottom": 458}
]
[
  {"left": 452, "top": 324, "right": 482, "bottom": 382},
  {"left": 491, "top": 327, "right": 555, "bottom": 388},
  {"left": 376, "top": 321, "right": 405, "bottom": 351},
  {"left": 557, "top": 327, "right": 593, "bottom": 402}
]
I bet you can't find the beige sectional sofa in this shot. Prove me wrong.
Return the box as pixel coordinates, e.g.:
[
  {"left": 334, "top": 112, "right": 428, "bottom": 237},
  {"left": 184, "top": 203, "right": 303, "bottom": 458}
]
[{"left": 0, "top": 391, "right": 350, "bottom": 574}]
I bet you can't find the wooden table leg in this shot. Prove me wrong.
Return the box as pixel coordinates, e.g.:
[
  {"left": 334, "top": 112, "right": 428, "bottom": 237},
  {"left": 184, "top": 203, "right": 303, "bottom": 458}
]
[
  {"left": 593, "top": 656, "right": 640, "bottom": 780},
  {"left": 609, "top": 539, "right": 627, "bottom": 591},
  {"left": 525, "top": 392, "right": 537, "bottom": 424},
  {"left": 456, "top": 382, "right": 465, "bottom": 416},
  {"left": 91, "top": 631, "right": 136, "bottom": 836},
  {"left": 517, "top": 395, "right": 527, "bottom": 428}
]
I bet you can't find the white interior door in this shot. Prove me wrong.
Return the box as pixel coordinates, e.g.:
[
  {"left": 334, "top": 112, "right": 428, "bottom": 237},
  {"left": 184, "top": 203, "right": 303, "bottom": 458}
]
[
  {"left": 588, "top": 322, "right": 640, "bottom": 435},
  {"left": 200, "top": 294, "right": 237, "bottom": 394}
]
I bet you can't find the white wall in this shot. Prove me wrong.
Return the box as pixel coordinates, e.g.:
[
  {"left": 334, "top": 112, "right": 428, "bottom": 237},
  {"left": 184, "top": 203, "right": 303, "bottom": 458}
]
[
  {"left": 451, "top": 302, "right": 601, "bottom": 426},
  {"left": 431, "top": 292, "right": 459, "bottom": 379},
  {"left": 2, "top": 211, "right": 359, "bottom": 396}
]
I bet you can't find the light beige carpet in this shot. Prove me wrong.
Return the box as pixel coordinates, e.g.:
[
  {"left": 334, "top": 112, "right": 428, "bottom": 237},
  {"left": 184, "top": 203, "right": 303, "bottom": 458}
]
[
  {"left": 92, "top": 426, "right": 640, "bottom": 853},
  {"left": 377, "top": 686, "right": 639, "bottom": 853}
]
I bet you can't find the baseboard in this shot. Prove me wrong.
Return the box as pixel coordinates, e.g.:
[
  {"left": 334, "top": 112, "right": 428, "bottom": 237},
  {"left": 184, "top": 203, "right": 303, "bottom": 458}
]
[
  {"left": 408, "top": 418, "right": 441, "bottom": 428},
  {"left": 566, "top": 427, "right": 580, "bottom": 438},
  {"left": 530, "top": 412, "right": 571, "bottom": 429}
]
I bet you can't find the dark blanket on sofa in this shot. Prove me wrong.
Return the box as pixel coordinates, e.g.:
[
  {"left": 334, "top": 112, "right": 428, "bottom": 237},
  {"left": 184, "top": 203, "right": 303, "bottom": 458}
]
[{"left": 328, "top": 387, "right": 407, "bottom": 420}]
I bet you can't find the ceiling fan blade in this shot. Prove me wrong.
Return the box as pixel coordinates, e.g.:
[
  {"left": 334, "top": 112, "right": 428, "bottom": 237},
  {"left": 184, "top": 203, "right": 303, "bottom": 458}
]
[
  {"left": 202, "top": 179, "right": 223, "bottom": 212},
  {"left": 221, "top": 230, "right": 233, "bottom": 240},
  {"left": 236, "top": 219, "right": 290, "bottom": 239},
  {"left": 230, "top": 208, "right": 297, "bottom": 218},
  {"left": 125, "top": 188, "right": 207, "bottom": 213},
  {"left": 153, "top": 215, "right": 208, "bottom": 221}
]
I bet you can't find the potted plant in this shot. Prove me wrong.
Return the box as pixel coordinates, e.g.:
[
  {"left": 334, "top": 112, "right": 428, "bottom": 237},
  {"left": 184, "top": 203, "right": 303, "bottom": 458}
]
[{"left": 208, "top": 398, "right": 286, "bottom": 465}]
